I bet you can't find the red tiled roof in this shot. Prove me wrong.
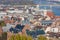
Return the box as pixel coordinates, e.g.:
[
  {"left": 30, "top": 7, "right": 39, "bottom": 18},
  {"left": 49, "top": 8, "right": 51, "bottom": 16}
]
[
  {"left": 55, "top": 16, "right": 60, "bottom": 19},
  {"left": 47, "top": 11, "right": 54, "bottom": 18}
]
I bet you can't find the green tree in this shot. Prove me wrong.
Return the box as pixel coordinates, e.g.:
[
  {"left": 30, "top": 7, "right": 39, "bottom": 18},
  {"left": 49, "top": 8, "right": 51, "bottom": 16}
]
[{"left": 38, "top": 36, "right": 47, "bottom": 40}]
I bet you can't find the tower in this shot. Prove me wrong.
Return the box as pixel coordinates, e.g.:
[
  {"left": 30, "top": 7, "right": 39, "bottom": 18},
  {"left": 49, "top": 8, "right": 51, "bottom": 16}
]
[{"left": 44, "top": 7, "right": 47, "bottom": 16}]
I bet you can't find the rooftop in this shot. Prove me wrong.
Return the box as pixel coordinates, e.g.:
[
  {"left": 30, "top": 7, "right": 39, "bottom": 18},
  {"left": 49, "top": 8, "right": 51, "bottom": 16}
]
[{"left": 47, "top": 11, "right": 54, "bottom": 18}]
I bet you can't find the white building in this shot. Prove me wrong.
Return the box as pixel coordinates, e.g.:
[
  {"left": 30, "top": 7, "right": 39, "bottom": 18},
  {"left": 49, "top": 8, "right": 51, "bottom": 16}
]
[
  {"left": 45, "top": 27, "right": 51, "bottom": 33},
  {"left": 0, "top": 12, "right": 7, "bottom": 20},
  {"left": 51, "top": 27, "right": 59, "bottom": 33},
  {"left": 45, "top": 27, "right": 59, "bottom": 33},
  {"left": 6, "top": 8, "right": 24, "bottom": 13}
]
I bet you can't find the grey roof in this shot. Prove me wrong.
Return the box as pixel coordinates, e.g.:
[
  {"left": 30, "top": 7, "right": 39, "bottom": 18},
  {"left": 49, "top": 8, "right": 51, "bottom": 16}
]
[{"left": 41, "top": 20, "right": 53, "bottom": 24}]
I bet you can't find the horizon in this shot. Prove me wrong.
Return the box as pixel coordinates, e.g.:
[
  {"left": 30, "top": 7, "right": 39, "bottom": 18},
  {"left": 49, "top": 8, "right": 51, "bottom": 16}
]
[{"left": 0, "top": 0, "right": 60, "bottom": 16}]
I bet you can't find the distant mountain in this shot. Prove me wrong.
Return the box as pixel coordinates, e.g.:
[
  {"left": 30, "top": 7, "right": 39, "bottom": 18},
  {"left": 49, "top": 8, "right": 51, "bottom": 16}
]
[
  {"left": 0, "top": 0, "right": 34, "bottom": 5},
  {"left": 0, "top": 0, "right": 60, "bottom": 5},
  {"left": 47, "top": 0, "right": 60, "bottom": 1},
  {"left": 33, "top": 0, "right": 60, "bottom": 4}
]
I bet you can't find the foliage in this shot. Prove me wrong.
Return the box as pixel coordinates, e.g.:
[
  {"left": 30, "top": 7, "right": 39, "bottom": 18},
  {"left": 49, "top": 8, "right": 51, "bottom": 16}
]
[
  {"left": 0, "top": 35, "right": 2, "bottom": 40},
  {"left": 9, "top": 35, "right": 15, "bottom": 40},
  {"left": 0, "top": 32, "right": 7, "bottom": 40},
  {"left": 27, "top": 35, "right": 33, "bottom": 40},
  {"left": 2, "top": 32, "right": 7, "bottom": 40},
  {"left": 0, "top": 21, "right": 6, "bottom": 27},
  {"left": 9, "top": 34, "right": 33, "bottom": 40},
  {"left": 38, "top": 36, "right": 47, "bottom": 40}
]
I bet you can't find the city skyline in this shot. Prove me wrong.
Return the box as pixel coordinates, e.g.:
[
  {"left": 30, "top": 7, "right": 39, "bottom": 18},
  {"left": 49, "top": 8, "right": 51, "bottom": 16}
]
[{"left": 0, "top": 0, "right": 60, "bottom": 16}]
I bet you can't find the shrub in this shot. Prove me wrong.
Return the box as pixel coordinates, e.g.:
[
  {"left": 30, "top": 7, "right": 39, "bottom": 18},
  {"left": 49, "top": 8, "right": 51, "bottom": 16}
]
[
  {"left": 0, "top": 21, "right": 6, "bottom": 40},
  {"left": 0, "top": 32, "right": 7, "bottom": 40},
  {"left": 0, "top": 21, "right": 6, "bottom": 27},
  {"left": 9, "top": 34, "right": 33, "bottom": 40},
  {"left": 27, "top": 36, "right": 33, "bottom": 40},
  {"left": 38, "top": 36, "right": 47, "bottom": 40},
  {"left": 9, "top": 35, "right": 15, "bottom": 40},
  {"left": 0, "top": 36, "right": 2, "bottom": 40}
]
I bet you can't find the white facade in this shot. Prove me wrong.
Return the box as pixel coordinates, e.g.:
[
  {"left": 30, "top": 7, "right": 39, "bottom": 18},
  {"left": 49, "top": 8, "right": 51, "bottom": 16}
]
[
  {"left": 45, "top": 27, "right": 59, "bottom": 33},
  {"left": 6, "top": 10, "right": 23, "bottom": 13},
  {"left": 0, "top": 12, "right": 7, "bottom": 14},
  {"left": 0, "top": 12, "right": 7, "bottom": 20},
  {"left": 44, "top": 10, "right": 47, "bottom": 16},
  {"left": 45, "top": 16, "right": 51, "bottom": 20},
  {"left": 45, "top": 27, "right": 51, "bottom": 33},
  {"left": 38, "top": 9, "right": 47, "bottom": 16},
  {"left": 51, "top": 27, "right": 59, "bottom": 33}
]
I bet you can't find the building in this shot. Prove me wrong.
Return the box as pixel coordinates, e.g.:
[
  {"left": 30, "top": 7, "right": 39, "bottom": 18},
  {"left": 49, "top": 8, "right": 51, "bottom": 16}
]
[
  {"left": 0, "top": 12, "right": 7, "bottom": 20},
  {"left": 41, "top": 20, "right": 53, "bottom": 26},
  {"left": 47, "top": 11, "right": 54, "bottom": 19}
]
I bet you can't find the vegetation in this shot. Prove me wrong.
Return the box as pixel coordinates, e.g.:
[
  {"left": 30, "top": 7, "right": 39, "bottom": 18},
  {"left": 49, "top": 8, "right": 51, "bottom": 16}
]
[
  {"left": 9, "top": 34, "right": 33, "bottom": 40},
  {"left": 0, "top": 32, "right": 7, "bottom": 40},
  {"left": 0, "top": 36, "right": 2, "bottom": 40},
  {"left": 38, "top": 36, "right": 48, "bottom": 40},
  {"left": 2, "top": 32, "right": 7, "bottom": 40},
  {"left": 0, "top": 21, "right": 6, "bottom": 27},
  {"left": 0, "top": 20, "right": 6, "bottom": 40}
]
